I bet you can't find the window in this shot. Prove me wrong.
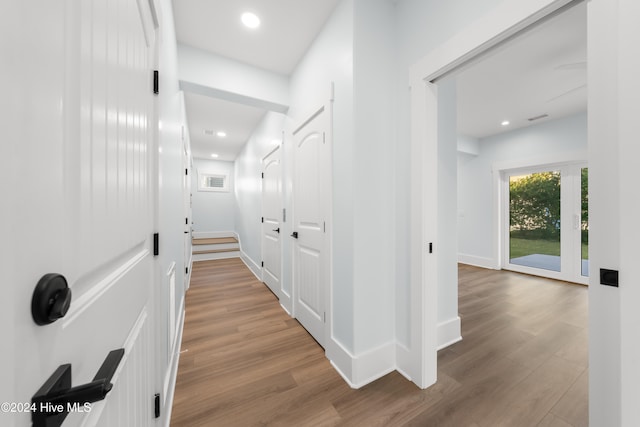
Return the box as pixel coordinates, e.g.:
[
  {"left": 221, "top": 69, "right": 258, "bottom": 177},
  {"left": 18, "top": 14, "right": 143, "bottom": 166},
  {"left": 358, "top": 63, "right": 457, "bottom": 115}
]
[{"left": 197, "top": 170, "right": 229, "bottom": 192}]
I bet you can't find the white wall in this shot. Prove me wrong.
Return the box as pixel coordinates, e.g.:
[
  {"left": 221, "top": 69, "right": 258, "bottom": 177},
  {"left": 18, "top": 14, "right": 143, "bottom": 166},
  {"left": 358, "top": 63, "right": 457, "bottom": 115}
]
[
  {"left": 191, "top": 159, "right": 235, "bottom": 233},
  {"left": 458, "top": 112, "right": 587, "bottom": 266},
  {"left": 393, "top": 0, "right": 502, "bottom": 351},
  {"left": 589, "top": 0, "right": 640, "bottom": 424},
  {"left": 234, "top": 112, "right": 285, "bottom": 270},
  {"left": 437, "top": 80, "right": 460, "bottom": 332},
  {"left": 288, "top": 0, "right": 356, "bottom": 354},
  {"left": 351, "top": 0, "right": 397, "bottom": 358},
  {"left": 156, "top": 0, "right": 190, "bottom": 423},
  {"left": 177, "top": 44, "right": 289, "bottom": 112}
]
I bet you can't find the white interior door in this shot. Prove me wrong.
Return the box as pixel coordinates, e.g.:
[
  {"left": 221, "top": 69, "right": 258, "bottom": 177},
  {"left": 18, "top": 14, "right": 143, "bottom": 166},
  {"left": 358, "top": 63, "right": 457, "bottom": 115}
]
[
  {"left": 292, "top": 108, "right": 329, "bottom": 347},
  {"left": 262, "top": 145, "right": 283, "bottom": 296},
  {"left": 4, "top": 0, "right": 157, "bottom": 425}
]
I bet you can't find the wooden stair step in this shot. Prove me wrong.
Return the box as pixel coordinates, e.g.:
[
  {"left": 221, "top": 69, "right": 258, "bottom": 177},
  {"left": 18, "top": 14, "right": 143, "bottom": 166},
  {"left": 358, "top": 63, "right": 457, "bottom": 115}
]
[{"left": 192, "top": 237, "right": 238, "bottom": 245}]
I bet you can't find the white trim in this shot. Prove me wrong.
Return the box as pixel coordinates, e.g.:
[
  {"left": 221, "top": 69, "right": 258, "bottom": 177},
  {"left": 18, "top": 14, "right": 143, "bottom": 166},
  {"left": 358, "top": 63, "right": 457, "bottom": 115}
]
[
  {"left": 327, "top": 339, "right": 395, "bottom": 389},
  {"left": 162, "top": 299, "right": 185, "bottom": 427},
  {"left": 491, "top": 151, "right": 588, "bottom": 174},
  {"left": 437, "top": 317, "right": 462, "bottom": 350},
  {"left": 457, "top": 254, "right": 498, "bottom": 270},
  {"left": 410, "top": 0, "right": 576, "bottom": 390},
  {"left": 63, "top": 247, "right": 149, "bottom": 327},
  {"left": 240, "top": 250, "right": 263, "bottom": 282}
]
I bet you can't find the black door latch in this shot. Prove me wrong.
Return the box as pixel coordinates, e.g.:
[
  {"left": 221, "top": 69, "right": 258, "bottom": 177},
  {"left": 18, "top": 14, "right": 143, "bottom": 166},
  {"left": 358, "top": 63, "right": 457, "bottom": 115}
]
[{"left": 32, "top": 349, "right": 125, "bottom": 427}]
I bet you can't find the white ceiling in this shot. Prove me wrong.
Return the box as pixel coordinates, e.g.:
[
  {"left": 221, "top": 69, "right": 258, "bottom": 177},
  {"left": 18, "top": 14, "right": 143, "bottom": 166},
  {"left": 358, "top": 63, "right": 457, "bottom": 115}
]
[
  {"left": 173, "top": 0, "right": 341, "bottom": 161},
  {"left": 184, "top": 92, "right": 266, "bottom": 161},
  {"left": 172, "top": 0, "right": 341, "bottom": 75},
  {"left": 456, "top": 2, "right": 587, "bottom": 139},
  {"left": 174, "top": 1, "right": 587, "bottom": 160}
]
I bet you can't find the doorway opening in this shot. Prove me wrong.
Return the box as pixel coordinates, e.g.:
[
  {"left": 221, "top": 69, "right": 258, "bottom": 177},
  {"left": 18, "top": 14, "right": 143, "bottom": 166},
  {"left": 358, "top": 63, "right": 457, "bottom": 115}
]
[{"left": 409, "top": 0, "right": 588, "bottom": 390}]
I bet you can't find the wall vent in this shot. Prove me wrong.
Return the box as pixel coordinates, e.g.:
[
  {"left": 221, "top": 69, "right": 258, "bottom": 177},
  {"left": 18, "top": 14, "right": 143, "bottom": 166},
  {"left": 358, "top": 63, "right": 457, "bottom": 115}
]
[{"left": 528, "top": 114, "right": 549, "bottom": 122}]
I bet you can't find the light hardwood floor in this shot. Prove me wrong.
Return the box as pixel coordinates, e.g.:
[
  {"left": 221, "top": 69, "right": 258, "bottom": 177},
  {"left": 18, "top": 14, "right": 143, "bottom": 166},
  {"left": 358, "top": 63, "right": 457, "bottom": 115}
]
[{"left": 171, "top": 259, "right": 587, "bottom": 427}]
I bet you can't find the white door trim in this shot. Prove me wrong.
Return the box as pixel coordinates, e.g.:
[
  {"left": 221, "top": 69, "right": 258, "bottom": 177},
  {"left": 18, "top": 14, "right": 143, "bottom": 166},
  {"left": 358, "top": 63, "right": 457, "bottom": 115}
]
[{"left": 408, "top": 0, "right": 580, "bottom": 389}]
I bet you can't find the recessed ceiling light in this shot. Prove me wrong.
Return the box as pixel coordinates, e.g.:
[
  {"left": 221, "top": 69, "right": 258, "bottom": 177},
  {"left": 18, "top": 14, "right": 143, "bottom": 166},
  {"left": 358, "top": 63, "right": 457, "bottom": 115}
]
[
  {"left": 241, "top": 12, "right": 260, "bottom": 29},
  {"left": 501, "top": 120, "right": 510, "bottom": 126},
  {"left": 211, "top": 153, "right": 219, "bottom": 158},
  {"left": 217, "top": 131, "right": 227, "bottom": 138}
]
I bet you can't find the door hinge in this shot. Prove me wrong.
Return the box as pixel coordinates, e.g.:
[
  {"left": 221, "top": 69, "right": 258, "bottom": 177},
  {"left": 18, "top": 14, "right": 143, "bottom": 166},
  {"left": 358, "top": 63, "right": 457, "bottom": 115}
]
[
  {"left": 185, "top": 217, "right": 188, "bottom": 225},
  {"left": 153, "top": 70, "right": 159, "bottom": 95},
  {"left": 323, "top": 222, "right": 326, "bottom": 233},
  {"left": 261, "top": 217, "right": 264, "bottom": 223},
  {"left": 261, "top": 172, "right": 264, "bottom": 179},
  {"left": 323, "top": 312, "right": 326, "bottom": 323},
  {"left": 185, "top": 168, "right": 188, "bottom": 176},
  {"left": 428, "top": 242, "right": 433, "bottom": 254},
  {"left": 261, "top": 261, "right": 264, "bottom": 267},
  {"left": 323, "top": 132, "right": 326, "bottom": 144},
  {"left": 185, "top": 267, "right": 189, "bottom": 274},
  {"left": 153, "top": 233, "right": 159, "bottom": 256},
  {"left": 154, "top": 393, "right": 160, "bottom": 418},
  {"left": 283, "top": 208, "right": 286, "bottom": 222}
]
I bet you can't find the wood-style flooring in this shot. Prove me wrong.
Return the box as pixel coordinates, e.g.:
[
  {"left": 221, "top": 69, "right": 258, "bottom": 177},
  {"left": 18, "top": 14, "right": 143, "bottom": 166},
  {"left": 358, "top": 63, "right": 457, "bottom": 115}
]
[{"left": 171, "top": 259, "right": 588, "bottom": 427}]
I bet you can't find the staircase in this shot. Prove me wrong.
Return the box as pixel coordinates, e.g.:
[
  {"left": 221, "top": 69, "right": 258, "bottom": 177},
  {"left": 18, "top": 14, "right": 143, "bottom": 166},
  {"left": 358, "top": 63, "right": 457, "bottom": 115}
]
[{"left": 192, "top": 236, "right": 240, "bottom": 262}]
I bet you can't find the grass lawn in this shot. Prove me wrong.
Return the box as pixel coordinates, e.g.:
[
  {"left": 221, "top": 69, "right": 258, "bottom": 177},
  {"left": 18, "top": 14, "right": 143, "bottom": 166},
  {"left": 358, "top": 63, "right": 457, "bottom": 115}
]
[{"left": 510, "top": 237, "right": 588, "bottom": 260}]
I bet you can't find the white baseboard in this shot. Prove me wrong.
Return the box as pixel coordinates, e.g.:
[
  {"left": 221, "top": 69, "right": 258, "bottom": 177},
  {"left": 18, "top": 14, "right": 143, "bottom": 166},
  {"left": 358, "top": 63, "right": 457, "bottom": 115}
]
[
  {"left": 240, "top": 250, "right": 263, "bottom": 282},
  {"left": 192, "top": 230, "right": 236, "bottom": 239},
  {"left": 458, "top": 253, "right": 499, "bottom": 270},
  {"left": 327, "top": 339, "right": 395, "bottom": 389},
  {"left": 437, "top": 316, "right": 462, "bottom": 350},
  {"left": 163, "top": 299, "right": 185, "bottom": 427}
]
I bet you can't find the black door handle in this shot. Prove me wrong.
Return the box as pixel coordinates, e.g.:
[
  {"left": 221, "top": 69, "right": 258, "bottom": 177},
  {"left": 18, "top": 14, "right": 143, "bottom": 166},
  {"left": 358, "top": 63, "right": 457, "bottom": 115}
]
[
  {"left": 32, "top": 349, "right": 125, "bottom": 427},
  {"left": 291, "top": 231, "right": 298, "bottom": 239},
  {"left": 273, "top": 228, "right": 280, "bottom": 234}
]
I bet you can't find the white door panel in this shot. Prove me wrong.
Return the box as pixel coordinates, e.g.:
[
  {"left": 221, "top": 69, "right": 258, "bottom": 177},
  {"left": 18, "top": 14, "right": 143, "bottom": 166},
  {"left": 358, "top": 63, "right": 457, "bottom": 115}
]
[
  {"left": 262, "top": 146, "right": 282, "bottom": 296},
  {"left": 292, "top": 108, "right": 328, "bottom": 346},
  {"left": 5, "top": 0, "right": 156, "bottom": 425}
]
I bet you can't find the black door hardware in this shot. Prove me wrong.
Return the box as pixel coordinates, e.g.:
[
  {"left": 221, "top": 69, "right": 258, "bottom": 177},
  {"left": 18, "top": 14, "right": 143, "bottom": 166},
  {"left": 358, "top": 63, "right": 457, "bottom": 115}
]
[
  {"left": 32, "top": 274, "right": 72, "bottom": 326},
  {"left": 291, "top": 231, "right": 298, "bottom": 239},
  {"left": 32, "top": 349, "right": 124, "bottom": 427},
  {"left": 273, "top": 228, "right": 280, "bottom": 234}
]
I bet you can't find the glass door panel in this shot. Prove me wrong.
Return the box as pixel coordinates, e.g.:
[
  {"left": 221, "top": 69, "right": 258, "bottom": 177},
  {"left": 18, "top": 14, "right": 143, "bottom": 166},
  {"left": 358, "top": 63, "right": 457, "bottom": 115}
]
[
  {"left": 581, "top": 167, "right": 589, "bottom": 276},
  {"left": 509, "top": 171, "right": 561, "bottom": 272}
]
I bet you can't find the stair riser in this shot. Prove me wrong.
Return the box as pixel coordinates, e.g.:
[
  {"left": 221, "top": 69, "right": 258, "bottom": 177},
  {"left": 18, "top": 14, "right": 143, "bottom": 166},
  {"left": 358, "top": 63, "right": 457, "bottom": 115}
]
[
  {"left": 192, "top": 243, "right": 239, "bottom": 251},
  {"left": 192, "top": 251, "right": 240, "bottom": 262}
]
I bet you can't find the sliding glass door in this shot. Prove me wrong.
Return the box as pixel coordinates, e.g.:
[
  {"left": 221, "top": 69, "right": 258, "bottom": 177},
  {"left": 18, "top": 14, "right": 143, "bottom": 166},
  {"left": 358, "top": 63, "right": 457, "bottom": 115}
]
[{"left": 503, "top": 163, "right": 587, "bottom": 284}]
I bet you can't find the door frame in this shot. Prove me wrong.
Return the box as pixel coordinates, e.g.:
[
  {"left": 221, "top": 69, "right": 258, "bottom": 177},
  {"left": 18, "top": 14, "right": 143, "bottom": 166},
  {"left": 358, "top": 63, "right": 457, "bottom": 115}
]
[{"left": 408, "top": 0, "right": 583, "bottom": 389}]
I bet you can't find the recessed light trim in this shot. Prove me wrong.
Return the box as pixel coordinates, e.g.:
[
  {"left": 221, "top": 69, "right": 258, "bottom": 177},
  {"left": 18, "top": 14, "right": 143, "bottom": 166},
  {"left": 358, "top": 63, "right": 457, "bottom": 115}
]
[
  {"left": 241, "top": 12, "right": 260, "bottom": 29},
  {"left": 501, "top": 120, "right": 510, "bottom": 126},
  {"left": 217, "top": 131, "right": 227, "bottom": 138},
  {"left": 211, "top": 153, "right": 219, "bottom": 158}
]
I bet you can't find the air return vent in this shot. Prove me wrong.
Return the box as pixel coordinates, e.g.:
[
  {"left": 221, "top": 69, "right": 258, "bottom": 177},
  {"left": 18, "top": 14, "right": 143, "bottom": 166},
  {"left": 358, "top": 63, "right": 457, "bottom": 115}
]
[{"left": 528, "top": 114, "right": 549, "bottom": 122}]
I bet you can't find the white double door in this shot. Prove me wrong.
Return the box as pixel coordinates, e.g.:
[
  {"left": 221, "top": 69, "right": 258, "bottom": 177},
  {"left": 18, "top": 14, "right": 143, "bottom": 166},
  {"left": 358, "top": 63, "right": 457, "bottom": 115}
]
[{"left": 3, "top": 0, "right": 158, "bottom": 425}]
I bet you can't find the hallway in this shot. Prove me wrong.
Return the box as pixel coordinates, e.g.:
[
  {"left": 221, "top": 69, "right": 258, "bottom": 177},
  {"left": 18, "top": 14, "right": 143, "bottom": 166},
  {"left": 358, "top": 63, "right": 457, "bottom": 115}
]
[{"left": 171, "top": 260, "right": 587, "bottom": 426}]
